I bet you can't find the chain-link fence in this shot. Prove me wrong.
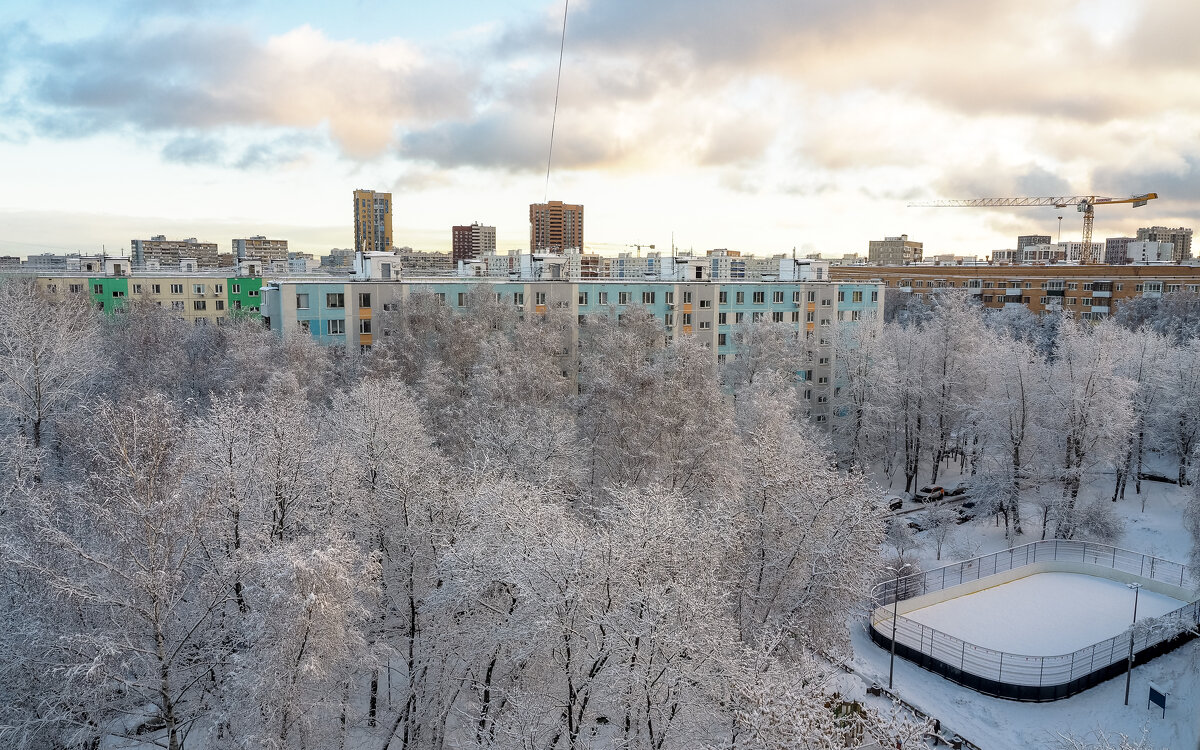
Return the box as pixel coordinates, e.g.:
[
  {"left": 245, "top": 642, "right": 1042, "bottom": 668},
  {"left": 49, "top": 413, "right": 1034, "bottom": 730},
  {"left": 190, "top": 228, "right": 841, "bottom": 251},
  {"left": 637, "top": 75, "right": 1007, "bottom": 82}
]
[{"left": 870, "top": 540, "right": 1200, "bottom": 701}]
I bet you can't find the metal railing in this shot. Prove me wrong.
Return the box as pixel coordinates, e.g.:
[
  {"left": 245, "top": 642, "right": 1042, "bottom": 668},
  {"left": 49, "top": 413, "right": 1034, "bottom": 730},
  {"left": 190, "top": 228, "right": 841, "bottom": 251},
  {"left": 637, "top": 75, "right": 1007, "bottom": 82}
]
[{"left": 870, "top": 540, "right": 1200, "bottom": 701}]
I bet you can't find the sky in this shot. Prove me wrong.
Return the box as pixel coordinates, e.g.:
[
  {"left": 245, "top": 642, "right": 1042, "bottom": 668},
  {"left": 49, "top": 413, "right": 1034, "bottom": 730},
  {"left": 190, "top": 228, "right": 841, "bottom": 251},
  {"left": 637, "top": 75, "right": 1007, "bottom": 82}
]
[{"left": 1, "top": 0, "right": 1198, "bottom": 259}]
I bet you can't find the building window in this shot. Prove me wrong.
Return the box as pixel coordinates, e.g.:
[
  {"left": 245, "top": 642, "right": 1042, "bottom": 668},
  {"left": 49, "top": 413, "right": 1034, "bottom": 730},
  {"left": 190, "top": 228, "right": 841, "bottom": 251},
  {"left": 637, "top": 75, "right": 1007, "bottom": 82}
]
[
  {"left": 752, "top": 311, "right": 764, "bottom": 322},
  {"left": 215, "top": 300, "right": 225, "bottom": 311},
  {"left": 579, "top": 291, "right": 588, "bottom": 305},
  {"left": 232, "top": 283, "right": 241, "bottom": 294},
  {"left": 736, "top": 292, "right": 745, "bottom": 304},
  {"left": 772, "top": 311, "right": 784, "bottom": 322},
  {"left": 753, "top": 291, "right": 765, "bottom": 304},
  {"left": 327, "top": 319, "right": 345, "bottom": 335},
  {"left": 773, "top": 291, "right": 784, "bottom": 303},
  {"left": 682, "top": 313, "right": 693, "bottom": 325},
  {"left": 871, "top": 291, "right": 878, "bottom": 302},
  {"left": 297, "top": 294, "right": 310, "bottom": 309},
  {"left": 851, "top": 310, "right": 861, "bottom": 321},
  {"left": 192, "top": 284, "right": 204, "bottom": 295},
  {"left": 327, "top": 293, "right": 345, "bottom": 308},
  {"left": 457, "top": 292, "right": 467, "bottom": 307},
  {"left": 718, "top": 333, "right": 727, "bottom": 346},
  {"left": 171, "top": 301, "right": 185, "bottom": 310},
  {"left": 793, "top": 291, "right": 802, "bottom": 303},
  {"left": 1115, "top": 283, "right": 1123, "bottom": 291},
  {"left": 598, "top": 291, "right": 608, "bottom": 305},
  {"left": 852, "top": 291, "right": 863, "bottom": 303},
  {"left": 718, "top": 291, "right": 727, "bottom": 304},
  {"left": 193, "top": 300, "right": 207, "bottom": 311},
  {"left": 837, "top": 291, "right": 845, "bottom": 302},
  {"left": 618, "top": 292, "right": 631, "bottom": 305},
  {"left": 683, "top": 291, "right": 693, "bottom": 304},
  {"left": 699, "top": 321, "right": 711, "bottom": 330},
  {"left": 132, "top": 284, "right": 142, "bottom": 294},
  {"left": 69, "top": 284, "right": 83, "bottom": 294},
  {"left": 699, "top": 299, "right": 711, "bottom": 308},
  {"left": 639, "top": 291, "right": 653, "bottom": 304},
  {"left": 820, "top": 317, "right": 831, "bottom": 326},
  {"left": 514, "top": 292, "right": 525, "bottom": 306},
  {"left": 718, "top": 312, "right": 727, "bottom": 324},
  {"left": 434, "top": 292, "right": 446, "bottom": 304},
  {"left": 299, "top": 319, "right": 310, "bottom": 331},
  {"left": 92, "top": 284, "right": 103, "bottom": 294},
  {"left": 665, "top": 313, "right": 674, "bottom": 326},
  {"left": 806, "top": 311, "right": 815, "bottom": 322},
  {"left": 817, "top": 376, "right": 829, "bottom": 384},
  {"left": 808, "top": 291, "right": 816, "bottom": 302},
  {"left": 215, "top": 284, "right": 224, "bottom": 294},
  {"left": 735, "top": 312, "right": 745, "bottom": 323},
  {"left": 171, "top": 284, "right": 183, "bottom": 294},
  {"left": 112, "top": 290, "right": 125, "bottom": 298},
  {"left": 821, "top": 298, "right": 831, "bottom": 306},
  {"left": 360, "top": 319, "right": 372, "bottom": 334},
  {"left": 792, "top": 311, "right": 800, "bottom": 322},
  {"left": 359, "top": 292, "right": 371, "bottom": 307}
]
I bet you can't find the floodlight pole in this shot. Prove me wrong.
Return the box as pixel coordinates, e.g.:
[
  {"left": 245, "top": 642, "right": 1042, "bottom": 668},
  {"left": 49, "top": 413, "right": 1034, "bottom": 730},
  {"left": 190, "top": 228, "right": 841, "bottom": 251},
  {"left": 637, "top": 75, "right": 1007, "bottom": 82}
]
[
  {"left": 1124, "top": 582, "right": 1141, "bottom": 706},
  {"left": 887, "top": 563, "right": 913, "bottom": 690}
]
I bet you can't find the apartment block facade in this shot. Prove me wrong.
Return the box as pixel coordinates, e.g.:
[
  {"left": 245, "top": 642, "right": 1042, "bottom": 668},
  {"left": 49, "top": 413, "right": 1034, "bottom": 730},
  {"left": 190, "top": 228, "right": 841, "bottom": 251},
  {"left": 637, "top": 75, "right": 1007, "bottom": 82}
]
[
  {"left": 452, "top": 222, "right": 497, "bottom": 263},
  {"left": 233, "top": 236, "right": 289, "bottom": 264},
  {"left": 830, "top": 264, "right": 1200, "bottom": 320},
  {"left": 261, "top": 275, "right": 882, "bottom": 422},
  {"left": 353, "top": 189, "right": 393, "bottom": 253},
  {"left": 529, "top": 201, "right": 583, "bottom": 253},
  {"left": 131, "top": 235, "right": 220, "bottom": 268},
  {"left": 867, "top": 235, "right": 923, "bottom": 265},
  {"left": 1137, "top": 227, "right": 1192, "bottom": 262},
  {"left": 33, "top": 273, "right": 264, "bottom": 325}
]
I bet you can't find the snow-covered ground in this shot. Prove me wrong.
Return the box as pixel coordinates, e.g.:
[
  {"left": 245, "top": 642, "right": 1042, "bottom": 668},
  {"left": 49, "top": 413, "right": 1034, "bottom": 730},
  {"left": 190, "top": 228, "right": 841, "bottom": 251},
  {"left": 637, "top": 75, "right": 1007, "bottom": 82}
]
[
  {"left": 904, "top": 572, "right": 1185, "bottom": 655},
  {"left": 864, "top": 454, "right": 1200, "bottom": 749}
]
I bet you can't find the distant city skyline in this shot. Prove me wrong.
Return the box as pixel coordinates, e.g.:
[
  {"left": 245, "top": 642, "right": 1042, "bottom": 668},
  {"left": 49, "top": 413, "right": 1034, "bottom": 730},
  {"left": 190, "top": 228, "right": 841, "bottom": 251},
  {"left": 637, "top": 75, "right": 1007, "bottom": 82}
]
[{"left": 1, "top": 0, "right": 1197, "bottom": 258}]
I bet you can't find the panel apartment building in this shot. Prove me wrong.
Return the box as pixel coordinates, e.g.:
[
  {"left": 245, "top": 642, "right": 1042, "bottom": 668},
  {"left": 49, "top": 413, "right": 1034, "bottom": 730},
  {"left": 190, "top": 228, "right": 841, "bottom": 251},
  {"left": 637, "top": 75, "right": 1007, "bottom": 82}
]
[
  {"left": 131, "top": 235, "right": 220, "bottom": 268},
  {"left": 233, "top": 236, "right": 289, "bottom": 264},
  {"left": 261, "top": 254, "right": 882, "bottom": 423},
  {"left": 867, "top": 235, "right": 923, "bottom": 265},
  {"left": 830, "top": 264, "right": 1200, "bottom": 320},
  {"left": 33, "top": 271, "right": 264, "bottom": 325}
]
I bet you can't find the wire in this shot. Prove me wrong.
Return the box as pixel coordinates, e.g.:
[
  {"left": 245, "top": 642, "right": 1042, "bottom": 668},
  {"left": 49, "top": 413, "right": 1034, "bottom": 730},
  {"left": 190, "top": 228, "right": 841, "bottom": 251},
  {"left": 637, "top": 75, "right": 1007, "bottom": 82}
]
[{"left": 544, "top": 0, "right": 569, "bottom": 204}]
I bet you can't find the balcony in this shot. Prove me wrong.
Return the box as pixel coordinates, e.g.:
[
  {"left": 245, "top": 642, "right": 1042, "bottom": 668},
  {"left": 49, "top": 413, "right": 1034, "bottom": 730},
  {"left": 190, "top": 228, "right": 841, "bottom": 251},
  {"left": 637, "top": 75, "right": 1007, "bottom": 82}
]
[
  {"left": 1091, "top": 290, "right": 1112, "bottom": 298},
  {"left": 1090, "top": 305, "right": 1110, "bottom": 314},
  {"left": 1005, "top": 287, "right": 1022, "bottom": 296}
]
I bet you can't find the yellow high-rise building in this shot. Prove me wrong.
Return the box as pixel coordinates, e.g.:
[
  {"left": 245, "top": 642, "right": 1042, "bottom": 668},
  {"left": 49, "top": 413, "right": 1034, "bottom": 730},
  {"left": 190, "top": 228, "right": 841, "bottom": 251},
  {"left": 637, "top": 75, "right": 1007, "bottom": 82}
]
[{"left": 353, "top": 189, "right": 393, "bottom": 253}]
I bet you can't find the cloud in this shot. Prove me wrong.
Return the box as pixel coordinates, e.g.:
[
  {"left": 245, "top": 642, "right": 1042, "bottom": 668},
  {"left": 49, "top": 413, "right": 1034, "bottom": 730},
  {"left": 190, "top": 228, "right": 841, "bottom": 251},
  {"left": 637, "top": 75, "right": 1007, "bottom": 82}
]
[
  {"left": 161, "top": 135, "right": 225, "bottom": 165},
  {"left": 19, "top": 23, "right": 477, "bottom": 158}
]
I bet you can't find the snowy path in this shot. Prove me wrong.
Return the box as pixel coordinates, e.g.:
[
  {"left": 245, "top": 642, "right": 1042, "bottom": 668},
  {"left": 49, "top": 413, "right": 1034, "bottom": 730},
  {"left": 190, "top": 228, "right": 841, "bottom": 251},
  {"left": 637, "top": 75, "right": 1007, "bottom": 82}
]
[{"left": 904, "top": 572, "right": 1186, "bottom": 655}]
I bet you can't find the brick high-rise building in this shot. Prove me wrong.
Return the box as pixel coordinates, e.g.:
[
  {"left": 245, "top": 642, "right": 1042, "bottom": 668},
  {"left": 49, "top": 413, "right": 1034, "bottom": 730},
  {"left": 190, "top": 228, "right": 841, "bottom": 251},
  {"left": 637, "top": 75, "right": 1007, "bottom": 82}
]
[
  {"left": 1137, "top": 226, "right": 1192, "bottom": 262},
  {"left": 529, "top": 200, "right": 583, "bottom": 253},
  {"left": 452, "top": 222, "right": 497, "bottom": 263},
  {"left": 353, "top": 189, "right": 393, "bottom": 253}
]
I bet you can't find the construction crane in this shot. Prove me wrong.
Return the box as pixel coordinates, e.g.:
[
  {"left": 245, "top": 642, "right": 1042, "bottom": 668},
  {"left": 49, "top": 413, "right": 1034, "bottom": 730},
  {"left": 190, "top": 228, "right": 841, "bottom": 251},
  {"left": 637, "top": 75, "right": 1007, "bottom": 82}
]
[
  {"left": 909, "top": 193, "right": 1158, "bottom": 263},
  {"left": 628, "top": 243, "right": 655, "bottom": 258}
]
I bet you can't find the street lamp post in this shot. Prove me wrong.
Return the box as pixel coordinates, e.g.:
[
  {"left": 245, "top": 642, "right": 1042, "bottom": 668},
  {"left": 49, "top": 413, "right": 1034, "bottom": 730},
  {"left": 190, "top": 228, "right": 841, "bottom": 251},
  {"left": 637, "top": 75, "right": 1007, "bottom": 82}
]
[
  {"left": 1124, "top": 582, "right": 1142, "bottom": 706},
  {"left": 886, "top": 563, "right": 913, "bottom": 690}
]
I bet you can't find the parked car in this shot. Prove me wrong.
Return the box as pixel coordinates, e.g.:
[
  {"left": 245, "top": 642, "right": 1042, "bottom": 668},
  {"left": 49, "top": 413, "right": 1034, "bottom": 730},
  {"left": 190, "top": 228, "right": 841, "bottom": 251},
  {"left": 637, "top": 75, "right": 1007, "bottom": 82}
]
[
  {"left": 955, "top": 509, "right": 975, "bottom": 525},
  {"left": 886, "top": 495, "right": 905, "bottom": 511},
  {"left": 945, "top": 482, "right": 970, "bottom": 498},
  {"left": 907, "top": 519, "right": 926, "bottom": 532},
  {"left": 914, "top": 485, "right": 945, "bottom": 503}
]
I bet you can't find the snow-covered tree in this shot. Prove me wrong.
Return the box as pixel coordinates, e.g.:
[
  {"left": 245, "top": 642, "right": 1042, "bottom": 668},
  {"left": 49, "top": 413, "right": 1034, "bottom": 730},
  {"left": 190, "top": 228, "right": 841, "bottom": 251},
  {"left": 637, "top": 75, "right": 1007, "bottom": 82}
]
[
  {"left": 1039, "top": 317, "right": 1135, "bottom": 538},
  {"left": 0, "top": 279, "right": 102, "bottom": 448}
]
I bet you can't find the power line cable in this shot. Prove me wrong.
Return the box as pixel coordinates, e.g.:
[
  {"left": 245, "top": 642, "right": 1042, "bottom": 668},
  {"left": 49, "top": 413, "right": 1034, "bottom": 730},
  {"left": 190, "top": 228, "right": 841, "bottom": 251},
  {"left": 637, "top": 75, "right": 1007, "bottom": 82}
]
[{"left": 544, "top": 0, "right": 569, "bottom": 204}]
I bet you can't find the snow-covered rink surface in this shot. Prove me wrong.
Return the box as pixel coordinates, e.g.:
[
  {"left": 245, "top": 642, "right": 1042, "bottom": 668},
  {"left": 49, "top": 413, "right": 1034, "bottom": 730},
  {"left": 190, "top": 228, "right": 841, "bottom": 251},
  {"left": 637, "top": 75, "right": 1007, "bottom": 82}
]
[{"left": 904, "top": 572, "right": 1185, "bottom": 655}]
